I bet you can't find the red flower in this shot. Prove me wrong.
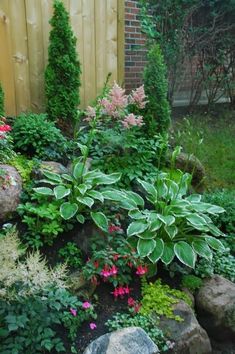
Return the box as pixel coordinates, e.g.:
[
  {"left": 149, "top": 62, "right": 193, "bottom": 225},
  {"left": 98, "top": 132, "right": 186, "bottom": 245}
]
[
  {"left": 93, "top": 260, "right": 99, "bottom": 268},
  {"left": 136, "top": 265, "right": 148, "bottom": 276},
  {"left": 110, "top": 265, "right": 118, "bottom": 276},
  {"left": 0, "top": 124, "right": 11, "bottom": 132},
  {"left": 108, "top": 224, "right": 122, "bottom": 233},
  {"left": 128, "top": 297, "right": 135, "bottom": 307},
  {"left": 112, "top": 285, "right": 130, "bottom": 298},
  {"left": 113, "top": 254, "right": 119, "bottom": 261}
]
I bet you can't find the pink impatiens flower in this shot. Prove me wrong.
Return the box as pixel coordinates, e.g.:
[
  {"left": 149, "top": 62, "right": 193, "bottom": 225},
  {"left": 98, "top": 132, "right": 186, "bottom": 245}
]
[
  {"left": 122, "top": 113, "right": 144, "bottom": 129},
  {"left": 129, "top": 85, "right": 148, "bottom": 109},
  {"left": 82, "top": 301, "right": 91, "bottom": 309},
  {"left": 89, "top": 323, "right": 97, "bottom": 330},
  {"left": 70, "top": 308, "right": 77, "bottom": 317}
]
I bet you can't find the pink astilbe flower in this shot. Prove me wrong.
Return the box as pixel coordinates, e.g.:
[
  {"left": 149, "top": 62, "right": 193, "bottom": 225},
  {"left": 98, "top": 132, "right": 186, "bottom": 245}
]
[
  {"left": 89, "top": 323, "right": 97, "bottom": 330},
  {"left": 84, "top": 106, "right": 96, "bottom": 122},
  {"left": 70, "top": 308, "right": 77, "bottom": 317},
  {"left": 136, "top": 265, "right": 148, "bottom": 276},
  {"left": 109, "top": 82, "right": 128, "bottom": 109},
  {"left": 129, "top": 85, "right": 148, "bottom": 109},
  {"left": 122, "top": 113, "right": 144, "bottom": 129},
  {"left": 82, "top": 301, "right": 91, "bottom": 309},
  {"left": 100, "top": 98, "right": 116, "bottom": 117}
]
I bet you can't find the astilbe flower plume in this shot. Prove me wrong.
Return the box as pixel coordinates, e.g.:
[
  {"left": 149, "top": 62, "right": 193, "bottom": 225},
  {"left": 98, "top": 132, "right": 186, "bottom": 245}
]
[
  {"left": 100, "top": 82, "right": 128, "bottom": 117},
  {"left": 122, "top": 113, "right": 144, "bottom": 129},
  {"left": 84, "top": 106, "right": 96, "bottom": 122},
  {"left": 129, "top": 85, "right": 148, "bottom": 109}
]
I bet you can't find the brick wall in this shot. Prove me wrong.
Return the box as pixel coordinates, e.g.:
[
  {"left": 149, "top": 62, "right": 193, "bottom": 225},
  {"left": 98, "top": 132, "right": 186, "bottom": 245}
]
[{"left": 125, "top": 0, "right": 147, "bottom": 92}]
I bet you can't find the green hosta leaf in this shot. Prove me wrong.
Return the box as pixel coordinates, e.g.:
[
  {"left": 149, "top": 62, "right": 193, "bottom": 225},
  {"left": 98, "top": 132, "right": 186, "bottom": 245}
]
[
  {"left": 207, "top": 223, "right": 223, "bottom": 237},
  {"left": 186, "top": 214, "right": 206, "bottom": 226},
  {"left": 42, "top": 170, "right": 62, "bottom": 183},
  {"left": 161, "top": 242, "right": 174, "bottom": 265},
  {"left": 148, "top": 239, "right": 164, "bottom": 263},
  {"left": 91, "top": 212, "right": 108, "bottom": 232},
  {"left": 178, "top": 173, "right": 191, "bottom": 196},
  {"left": 61, "top": 173, "right": 73, "bottom": 182},
  {"left": 137, "top": 238, "right": 156, "bottom": 257},
  {"left": 77, "top": 183, "right": 88, "bottom": 195},
  {"left": 87, "top": 190, "right": 104, "bottom": 203},
  {"left": 94, "top": 172, "right": 121, "bottom": 185},
  {"left": 128, "top": 209, "right": 146, "bottom": 220},
  {"left": 174, "top": 241, "right": 196, "bottom": 268},
  {"left": 157, "top": 179, "right": 168, "bottom": 199},
  {"left": 164, "top": 225, "right": 178, "bottom": 239},
  {"left": 158, "top": 214, "right": 175, "bottom": 226},
  {"left": 102, "top": 189, "right": 126, "bottom": 202},
  {"left": 186, "top": 194, "right": 202, "bottom": 203},
  {"left": 207, "top": 205, "right": 225, "bottom": 215},
  {"left": 125, "top": 190, "right": 145, "bottom": 207},
  {"left": 33, "top": 187, "right": 54, "bottom": 196},
  {"left": 54, "top": 186, "right": 71, "bottom": 200},
  {"left": 77, "top": 143, "right": 88, "bottom": 156},
  {"left": 77, "top": 196, "right": 94, "bottom": 208},
  {"left": 60, "top": 202, "right": 78, "bottom": 220},
  {"left": 127, "top": 221, "right": 148, "bottom": 236},
  {"left": 76, "top": 214, "right": 85, "bottom": 224},
  {"left": 138, "top": 230, "right": 156, "bottom": 239},
  {"left": 149, "top": 218, "right": 162, "bottom": 232},
  {"left": 166, "top": 180, "right": 179, "bottom": 199},
  {"left": 205, "top": 236, "right": 225, "bottom": 251},
  {"left": 192, "top": 240, "right": 212, "bottom": 260},
  {"left": 137, "top": 179, "right": 157, "bottom": 199},
  {"left": 73, "top": 162, "right": 84, "bottom": 179}
]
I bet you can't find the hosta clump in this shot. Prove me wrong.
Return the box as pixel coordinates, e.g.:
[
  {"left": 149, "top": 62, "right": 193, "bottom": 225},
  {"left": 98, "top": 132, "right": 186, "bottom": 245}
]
[
  {"left": 33, "top": 160, "right": 122, "bottom": 231},
  {"left": 126, "top": 172, "right": 225, "bottom": 268}
]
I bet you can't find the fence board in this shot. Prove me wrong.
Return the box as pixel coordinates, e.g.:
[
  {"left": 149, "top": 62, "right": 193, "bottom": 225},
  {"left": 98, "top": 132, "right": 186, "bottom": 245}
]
[{"left": 0, "top": 0, "right": 124, "bottom": 116}]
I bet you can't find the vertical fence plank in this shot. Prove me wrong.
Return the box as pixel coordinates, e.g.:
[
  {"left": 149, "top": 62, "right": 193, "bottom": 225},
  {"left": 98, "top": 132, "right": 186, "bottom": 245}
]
[
  {"left": 117, "top": 0, "right": 125, "bottom": 86},
  {"left": 0, "top": 1, "right": 16, "bottom": 116},
  {"left": 8, "top": 0, "right": 31, "bottom": 114},
  {"left": 95, "top": 0, "right": 107, "bottom": 94},
  {"left": 82, "top": 0, "right": 96, "bottom": 106},
  {"left": 25, "top": 0, "right": 45, "bottom": 112},
  {"left": 106, "top": 0, "right": 118, "bottom": 84},
  {"left": 40, "top": 0, "right": 53, "bottom": 67},
  {"left": 70, "top": 0, "right": 85, "bottom": 107}
]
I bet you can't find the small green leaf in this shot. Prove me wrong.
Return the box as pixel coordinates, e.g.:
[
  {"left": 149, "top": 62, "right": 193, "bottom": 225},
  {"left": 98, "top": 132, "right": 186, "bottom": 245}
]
[
  {"left": 60, "top": 202, "right": 78, "bottom": 220},
  {"left": 192, "top": 240, "right": 212, "bottom": 260},
  {"left": 76, "top": 214, "right": 85, "bottom": 224},
  {"left": 127, "top": 221, "right": 148, "bottom": 236},
  {"left": 77, "top": 196, "right": 94, "bottom": 208},
  {"left": 87, "top": 190, "right": 104, "bottom": 203},
  {"left": 148, "top": 239, "right": 164, "bottom": 263},
  {"left": 174, "top": 241, "right": 196, "bottom": 268},
  {"left": 137, "top": 179, "right": 157, "bottom": 199},
  {"left": 54, "top": 186, "right": 70, "bottom": 200},
  {"left": 33, "top": 187, "right": 54, "bottom": 196},
  {"left": 61, "top": 173, "right": 73, "bottom": 182},
  {"left": 125, "top": 191, "right": 145, "bottom": 207},
  {"left": 137, "top": 238, "right": 156, "bottom": 257},
  {"left": 42, "top": 170, "right": 62, "bottom": 183},
  {"left": 158, "top": 214, "right": 175, "bottom": 226},
  {"left": 164, "top": 225, "right": 178, "bottom": 239},
  {"left": 205, "top": 236, "right": 225, "bottom": 251},
  {"left": 77, "top": 143, "right": 88, "bottom": 156},
  {"left": 77, "top": 183, "right": 88, "bottom": 195},
  {"left": 161, "top": 243, "right": 174, "bottom": 265},
  {"left": 73, "top": 162, "right": 84, "bottom": 179},
  {"left": 128, "top": 209, "right": 146, "bottom": 220},
  {"left": 91, "top": 212, "right": 108, "bottom": 231},
  {"left": 186, "top": 214, "right": 206, "bottom": 226}
]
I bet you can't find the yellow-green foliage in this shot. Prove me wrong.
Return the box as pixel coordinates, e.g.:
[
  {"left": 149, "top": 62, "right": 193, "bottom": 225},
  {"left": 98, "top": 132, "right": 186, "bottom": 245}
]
[
  {"left": 140, "top": 279, "right": 192, "bottom": 322},
  {"left": 9, "top": 155, "right": 36, "bottom": 184}
]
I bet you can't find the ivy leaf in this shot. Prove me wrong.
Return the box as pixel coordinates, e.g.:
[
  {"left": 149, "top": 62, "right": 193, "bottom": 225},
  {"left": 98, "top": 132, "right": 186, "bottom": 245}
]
[{"left": 174, "top": 241, "right": 196, "bottom": 268}]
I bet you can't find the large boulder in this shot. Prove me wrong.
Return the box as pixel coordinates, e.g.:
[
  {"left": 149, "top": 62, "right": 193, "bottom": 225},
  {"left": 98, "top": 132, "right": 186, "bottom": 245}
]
[
  {"left": 159, "top": 300, "right": 211, "bottom": 354},
  {"left": 196, "top": 275, "right": 235, "bottom": 341},
  {"left": 0, "top": 165, "right": 22, "bottom": 220},
  {"left": 83, "top": 327, "right": 159, "bottom": 354},
  {"left": 33, "top": 161, "right": 68, "bottom": 180}
]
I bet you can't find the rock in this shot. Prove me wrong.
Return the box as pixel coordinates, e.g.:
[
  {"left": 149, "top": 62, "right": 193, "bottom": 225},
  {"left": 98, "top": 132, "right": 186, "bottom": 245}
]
[
  {"left": 33, "top": 161, "right": 68, "bottom": 180},
  {"left": 83, "top": 327, "right": 159, "bottom": 354},
  {"left": 196, "top": 275, "right": 235, "bottom": 341},
  {"left": 0, "top": 165, "right": 22, "bottom": 220},
  {"left": 159, "top": 300, "right": 211, "bottom": 354}
]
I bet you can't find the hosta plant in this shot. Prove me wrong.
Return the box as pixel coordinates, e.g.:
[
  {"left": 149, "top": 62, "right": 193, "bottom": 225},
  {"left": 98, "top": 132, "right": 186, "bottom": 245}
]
[
  {"left": 126, "top": 171, "right": 225, "bottom": 268},
  {"left": 33, "top": 158, "right": 122, "bottom": 232}
]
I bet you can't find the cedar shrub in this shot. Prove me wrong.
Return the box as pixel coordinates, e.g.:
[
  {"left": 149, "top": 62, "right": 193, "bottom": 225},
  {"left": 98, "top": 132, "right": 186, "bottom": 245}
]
[{"left": 45, "top": 0, "right": 81, "bottom": 124}]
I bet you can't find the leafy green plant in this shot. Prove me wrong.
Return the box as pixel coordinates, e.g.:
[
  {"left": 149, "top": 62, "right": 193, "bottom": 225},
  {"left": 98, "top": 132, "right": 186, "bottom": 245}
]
[
  {"left": 106, "top": 311, "right": 172, "bottom": 352},
  {"left": 12, "top": 113, "right": 71, "bottom": 161},
  {"left": 17, "top": 192, "right": 67, "bottom": 248},
  {"left": 0, "top": 119, "right": 15, "bottom": 163},
  {"left": 195, "top": 249, "right": 235, "bottom": 283},
  {"left": 203, "top": 189, "right": 235, "bottom": 252},
  {"left": 126, "top": 171, "right": 225, "bottom": 268},
  {"left": 59, "top": 242, "right": 84, "bottom": 269},
  {"left": 181, "top": 275, "right": 202, "bottom": 292},
  {"left": 143, "top": 43, "right": 171, "bottom": 135},
  {"left": 45, "top": 0, "right": 81, "bottom": 124},
  {"left": 0, "top": 81, "right": 4, "bottom": 116},
  {"left": 9, "top": 155, "right": 36, "bottom": 185},
  {"left": 140, "top": 278, "right": 192, "bottom": 321}
]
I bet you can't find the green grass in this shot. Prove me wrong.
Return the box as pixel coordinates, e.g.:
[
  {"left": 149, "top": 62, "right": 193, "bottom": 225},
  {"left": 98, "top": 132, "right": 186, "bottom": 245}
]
[{"left": 172, "top": 110, "right": 235, "bottom": 190}]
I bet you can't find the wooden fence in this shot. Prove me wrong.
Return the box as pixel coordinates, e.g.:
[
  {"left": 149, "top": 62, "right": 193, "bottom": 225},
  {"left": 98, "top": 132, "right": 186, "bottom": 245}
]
[{"left": 0, "top": 0, "right": 124, "bottom": 116}]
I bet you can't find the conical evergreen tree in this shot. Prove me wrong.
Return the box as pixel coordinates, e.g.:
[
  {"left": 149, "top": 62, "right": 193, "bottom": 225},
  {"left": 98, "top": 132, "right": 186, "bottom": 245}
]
[
  {"left": 144, "top": 44, "right": 171, "bottom": 135},
  {"left": 0, "top": 82, "right": 4, "bottom": 117},
  {"left": 45, "top": 0, "right": 81, "bottom": 124}
]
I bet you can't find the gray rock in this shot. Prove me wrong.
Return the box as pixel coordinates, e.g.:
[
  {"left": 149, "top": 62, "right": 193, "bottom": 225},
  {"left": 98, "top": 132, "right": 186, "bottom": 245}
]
[
  {"left": 33, "top": 161, "right": 68, "bottom": 180},
  {"left": 83, "top": 327, "right": 159, "bottom": 354},
  {"left": 0, "top": 165, "right": 22, "bottom": 220},
  {"left": 159, "top": 300, "right": 211, "bottom": 354},
  {"left": 196, "top": 275, "right": 235, "bottom": 341}
]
